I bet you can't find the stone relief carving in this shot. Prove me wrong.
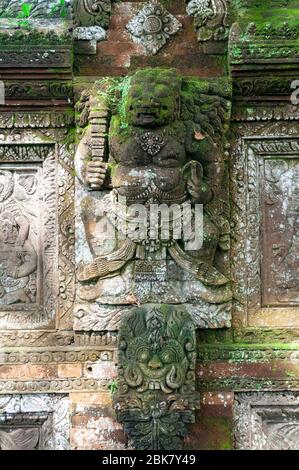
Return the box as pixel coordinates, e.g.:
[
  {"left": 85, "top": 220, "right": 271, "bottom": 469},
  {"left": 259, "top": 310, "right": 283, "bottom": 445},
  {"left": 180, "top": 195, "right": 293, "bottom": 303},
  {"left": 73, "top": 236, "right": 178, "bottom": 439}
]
[
  {"left": 262, "top": 157, "right": 299, "bottom": 305},
  {"left": 0, "top": 394, "right": 70, "bottom": 450},
  {"left": 3, "top": 81, "right": 73, "bottom": 102},
  {"left": 0, "top": 378, "right": 107, "bottom": 394},
  {"left": 0, "top": 348, "right": 114, "bottom": 364},
  {"left": 186, "top": 0, "right": 230, "bottom": 41},
  {"left": 230, "top": 135, "right": 299, "bottom": 326},
  {"left": 0, "top": 112, "right": 73, "bottom": 129},
  {"left": 114, "top": 304, "right": 199, "bottom": 450},
  {"left": 234, "top": 392, "right": 299, "bottom": 450},
  {"left": 0, "top": 170, "right": 38, "bottom": 307},
  {"left": 72, "top": 0, "right": 111, "bottom": 50},
  {"left": 0, "top": 0, "right": 71, "bottom": 18},
  {"left": 0, "top": 144, "right": 58, "bottom": 330},
  {"left": 0, "top": 427, "right": 41, "bottom": 450},
  {"left": 73, "top": 0, "right": 111, "bottom": 29},
  {"left": 126, "top": 2, "right": 182, "bottom": 54},
  {"left": 231, "top": 105, "right": 299, "bottom": 123},
  {"left": 0, "top": 133, "right": 75, "bottom": 336},
  {"left": 0, "top": 329, "right": 117, "bottom": 348},
  {"left": 0, "top": 50, "right": 71, "bottom": 69},
  {"left": 58, "top": 143, "right": 76, "bottom": 330},
  {"left": 74, "top": 68, "right": 232, "bottom": 329}
]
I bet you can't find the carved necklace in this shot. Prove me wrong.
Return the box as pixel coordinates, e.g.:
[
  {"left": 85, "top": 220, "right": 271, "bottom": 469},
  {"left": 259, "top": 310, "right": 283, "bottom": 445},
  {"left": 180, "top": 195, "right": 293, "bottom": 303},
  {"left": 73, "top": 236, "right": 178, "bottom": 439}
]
[{"left": 135, "top": 131, "right": 166, "bottom": 156}]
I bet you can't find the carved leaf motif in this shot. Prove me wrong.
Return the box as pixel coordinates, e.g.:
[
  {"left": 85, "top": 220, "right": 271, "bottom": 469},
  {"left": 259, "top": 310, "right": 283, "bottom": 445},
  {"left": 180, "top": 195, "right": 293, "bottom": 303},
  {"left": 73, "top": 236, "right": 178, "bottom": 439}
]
[
  {"left": 123, "top": 409, "right": 194, "bottom": 450},
  {"left": 0, "top": 0, "right": 71, "bottom": 18},
  {"left": 234, "top": 392, "right": 299, "bottom": 450},
  {"left": 73, "top": 0, "right": 111, "bottom": 28},
  {"left": 0, "top": 428, "right": 39, "bottom": 450},
  {"left": 115, "top": 305, "right": 199, "bottom": 450}
]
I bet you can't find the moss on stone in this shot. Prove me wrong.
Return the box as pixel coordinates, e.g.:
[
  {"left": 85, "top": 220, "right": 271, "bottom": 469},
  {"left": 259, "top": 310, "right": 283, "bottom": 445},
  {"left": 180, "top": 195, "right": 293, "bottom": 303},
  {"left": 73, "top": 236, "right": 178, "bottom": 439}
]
[
  {"left": 0, "top": 28, "right": 71, "bottom": 46},
  {"left": 194, "top": 417, "right": 233, "bottom": 450}
]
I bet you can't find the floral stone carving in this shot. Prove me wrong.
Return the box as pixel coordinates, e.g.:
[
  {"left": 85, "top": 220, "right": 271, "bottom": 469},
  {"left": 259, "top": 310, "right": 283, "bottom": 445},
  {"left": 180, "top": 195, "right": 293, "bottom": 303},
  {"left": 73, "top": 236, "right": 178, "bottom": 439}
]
[
  {"left": 73, "top": 0, "right": 111, "bottom": 52},
  {"left": 0, "top": 394, "right": 70, "bottom": 450},
  {"left": 186, "top": 0, "right": 230, "bottom": 41},
  {"left": 234, "top": 392, "right": 299, "bottom": 450},
  {"left": 126, "top": 1, "right": 182, "bottom": 54},
  {"left": 75, "top": 68, "right": 232, "bottom": 322},
  {"left": 73, "top": 0, "right": 111, "bottom": 29},
  {"left": 0, "top": 144, "right": 59, "bottom": 330},
  {"left": 114, "top": 304, "right": 199, "bottom": 450}
]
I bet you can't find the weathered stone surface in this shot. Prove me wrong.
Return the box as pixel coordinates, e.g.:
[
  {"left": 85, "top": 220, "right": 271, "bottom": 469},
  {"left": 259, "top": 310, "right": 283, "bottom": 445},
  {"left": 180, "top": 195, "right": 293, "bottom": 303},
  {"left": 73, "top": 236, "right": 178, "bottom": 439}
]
[
  {"left": 0, "top": 145, "right": 57, "bottom": 329},
  {"left": 0, "top": 0, "right": 298, "bottom": 453},
  {"left": 73, "top": 25, "right": 106, "bottom": 41},
  {"left": 230, "top": 130, "right": 299, "bottom": 328},
  {"left": 114, "top": 304, "right": 200, "bottom": 450},
  {"left": 73, "top": 0, "right": 111, "bottom": 29},
  {"left": 75, "top": 68, "right": 232, "bottom": 333},
  {"left": 126, "top": 2, "right": 182, "bottom": 55},
  {"left": 186, "top": 0, "right": 230, "bottom": 41},
  {"left": 0, "top": 394, "right": 70, "bottom": 450},
  {"left": 234, "top": 392, "right": 299, "bottom": 450}
]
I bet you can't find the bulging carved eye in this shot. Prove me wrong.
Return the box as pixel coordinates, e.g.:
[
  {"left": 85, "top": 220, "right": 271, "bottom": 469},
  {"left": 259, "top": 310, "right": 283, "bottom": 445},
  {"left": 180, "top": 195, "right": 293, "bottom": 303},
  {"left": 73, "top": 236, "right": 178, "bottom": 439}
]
[
  {"left": 160, "top": 349, "right": 175, "bottom": 364},
  {"left": 135, "top": 346, "right": 150, "bottom": 362}
]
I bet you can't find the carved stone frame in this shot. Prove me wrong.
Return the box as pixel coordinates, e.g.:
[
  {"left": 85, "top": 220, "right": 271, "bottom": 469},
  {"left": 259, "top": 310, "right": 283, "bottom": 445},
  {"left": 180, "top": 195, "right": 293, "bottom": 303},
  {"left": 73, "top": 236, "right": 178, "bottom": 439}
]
[
  {"left": 0, "top": 394, "right": 70, "bottom": 450},
  {"left": 0, "top": 125, "right": 75, "bottom": 337},
  {"left": 230, "top": 130, "right": 299, "bottom": 327},
  {"left": 234, "top": 392, "right": 299, "bottom": 450},
  {"left": 0, "top": 144, "right": 57, "bottom": 329}
]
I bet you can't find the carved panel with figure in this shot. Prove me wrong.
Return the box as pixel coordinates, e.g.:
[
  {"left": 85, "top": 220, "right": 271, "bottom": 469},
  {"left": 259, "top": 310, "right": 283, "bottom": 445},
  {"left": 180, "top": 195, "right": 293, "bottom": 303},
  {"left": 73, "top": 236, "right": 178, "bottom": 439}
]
[
  {"left": 230, "top": 135, "right": 299, "bottom": 327},
  {"left": 0, "top": 144, "right": 57, "bottom": 330},
  {"left": 74, "top": 68, "right": 232, "bottom": 330},
  {"left": 262, "top": 157, "right": 299, "bottom": 306}
]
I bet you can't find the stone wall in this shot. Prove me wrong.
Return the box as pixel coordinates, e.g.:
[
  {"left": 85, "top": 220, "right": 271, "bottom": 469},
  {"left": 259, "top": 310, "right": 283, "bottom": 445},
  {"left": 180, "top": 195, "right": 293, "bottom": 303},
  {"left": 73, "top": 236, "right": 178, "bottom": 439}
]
[{"left": 0, "top": 0, "right": 298, "bottom": 450}]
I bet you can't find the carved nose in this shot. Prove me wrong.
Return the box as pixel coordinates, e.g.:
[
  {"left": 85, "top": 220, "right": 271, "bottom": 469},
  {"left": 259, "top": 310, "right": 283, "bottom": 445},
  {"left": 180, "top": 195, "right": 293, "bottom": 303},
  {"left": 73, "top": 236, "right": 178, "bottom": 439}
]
[{"left": 148, "top": 354, "right": 162, "bottom": 369}]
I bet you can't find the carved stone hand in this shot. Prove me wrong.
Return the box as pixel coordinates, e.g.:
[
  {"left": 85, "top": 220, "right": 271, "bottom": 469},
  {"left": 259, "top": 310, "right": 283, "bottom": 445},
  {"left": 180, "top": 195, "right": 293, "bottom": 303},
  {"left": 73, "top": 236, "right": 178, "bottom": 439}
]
[{"left": 84, "top": 161, "right": 108, "bottom": 189}]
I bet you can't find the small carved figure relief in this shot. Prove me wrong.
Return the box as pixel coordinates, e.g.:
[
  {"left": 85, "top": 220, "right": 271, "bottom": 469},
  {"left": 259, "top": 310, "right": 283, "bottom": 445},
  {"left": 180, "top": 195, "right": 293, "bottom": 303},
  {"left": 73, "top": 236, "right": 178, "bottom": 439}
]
[
  {"left": 0, "top": 170, "right": 38, "bottom": 308},
  {"left": 114, "top": 304, "right": 199, "bottom": 450},
  {"left": 0, "top": 395, "right": 70, "bottom": 450},
  {"left": 75, "top": 68, "right": 232, "bottom": 311}
]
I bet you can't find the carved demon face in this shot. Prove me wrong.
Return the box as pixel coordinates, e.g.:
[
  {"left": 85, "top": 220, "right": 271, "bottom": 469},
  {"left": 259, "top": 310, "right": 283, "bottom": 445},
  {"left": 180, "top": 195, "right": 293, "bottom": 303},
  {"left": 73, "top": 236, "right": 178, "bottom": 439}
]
[
  {"left": 119, "top": 307, "right": 195, "bottom": 395},
  {"left": 124, "top": 69, "right": 182, "bottom": 127}
]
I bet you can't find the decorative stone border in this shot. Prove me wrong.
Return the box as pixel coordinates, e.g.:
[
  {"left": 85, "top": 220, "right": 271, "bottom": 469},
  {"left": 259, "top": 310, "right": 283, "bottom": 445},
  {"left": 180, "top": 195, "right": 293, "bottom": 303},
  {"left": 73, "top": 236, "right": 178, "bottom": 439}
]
[{"left": 0, "top": 394, "right": 70, "bottom": 450}]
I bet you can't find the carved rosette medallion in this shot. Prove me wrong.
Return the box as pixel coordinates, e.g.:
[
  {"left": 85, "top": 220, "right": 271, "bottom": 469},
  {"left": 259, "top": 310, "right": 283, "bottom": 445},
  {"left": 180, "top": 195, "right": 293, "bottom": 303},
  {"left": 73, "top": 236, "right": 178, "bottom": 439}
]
[
  {"left": 136, "top": 132, "right": 165, "bottom": 156},
  {"left": 114, "top": 304, "right": 199, "bottom": 450},
  {"left": 126, "top": 2, "right": 182, "bottom": 54}
]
